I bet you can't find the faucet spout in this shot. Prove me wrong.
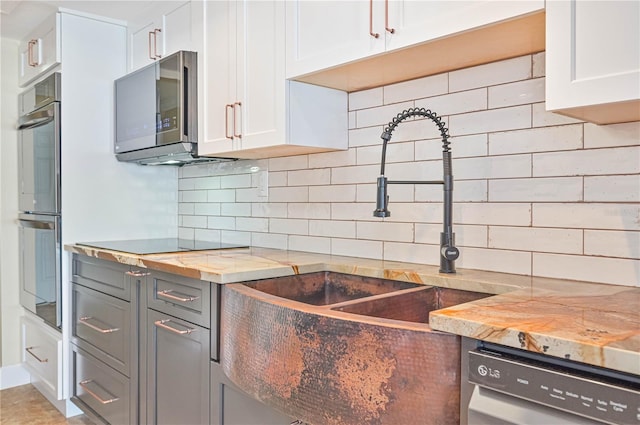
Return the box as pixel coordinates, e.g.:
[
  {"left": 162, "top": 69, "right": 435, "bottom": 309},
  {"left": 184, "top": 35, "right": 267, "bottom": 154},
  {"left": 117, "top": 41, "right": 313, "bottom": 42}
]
[{"left": 373, "top": 107, "right": 459, "bottom": 273}]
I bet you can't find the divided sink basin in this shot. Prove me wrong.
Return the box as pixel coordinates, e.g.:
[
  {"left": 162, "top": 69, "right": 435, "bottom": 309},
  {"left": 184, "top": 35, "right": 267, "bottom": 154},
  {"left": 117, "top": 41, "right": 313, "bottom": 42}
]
[{"left": 222, "top": 271, "right": 492, "bottom": 425}]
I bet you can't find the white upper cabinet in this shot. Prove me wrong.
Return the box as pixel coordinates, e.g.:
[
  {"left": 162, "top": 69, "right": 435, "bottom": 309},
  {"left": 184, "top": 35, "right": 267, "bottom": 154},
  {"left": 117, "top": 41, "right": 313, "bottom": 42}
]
[
  {"left": 128, "top": 1, "right": 194, "bottom": 72},
  {"left": 286, "top": 0, "right": 544, "bottom": 80},
  {"left": 198, "top": 0, "right": 347, "bottom": 159},
  {"left": 546, "top": 0, "right": 640, "bottom": 124},
  {"left": 18, "top": 13, "right": 61, "bottom": 87}
]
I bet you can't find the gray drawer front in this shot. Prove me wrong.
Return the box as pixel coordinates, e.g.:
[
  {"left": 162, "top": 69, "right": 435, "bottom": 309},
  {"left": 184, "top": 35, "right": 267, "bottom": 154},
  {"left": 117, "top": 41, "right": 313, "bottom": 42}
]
[
  {"left": 147, "top": 271, "right": 211, "bottom": 328},
  {"left": 71, "top": 345, "right": 131, "bottom": 425},
  {"left": 72, "top": 255, "right": 131, "bottom": 301},
  {"left": 72, "top": 284, "right": 131, "bottom": 376}
]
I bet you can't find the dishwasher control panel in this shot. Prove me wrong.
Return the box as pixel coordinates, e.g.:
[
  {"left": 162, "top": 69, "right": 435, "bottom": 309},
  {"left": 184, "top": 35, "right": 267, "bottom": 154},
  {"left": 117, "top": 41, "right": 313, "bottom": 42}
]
[{"left": 469, "top": 349, "right": 640, "bottom": 425}]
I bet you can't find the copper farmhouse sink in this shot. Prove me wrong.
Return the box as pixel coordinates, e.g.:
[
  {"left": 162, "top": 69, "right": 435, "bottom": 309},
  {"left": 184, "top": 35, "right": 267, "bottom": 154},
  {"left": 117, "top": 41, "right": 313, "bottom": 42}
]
[{"left": 222, "top": 272, "right": 490, "bottom": 425}]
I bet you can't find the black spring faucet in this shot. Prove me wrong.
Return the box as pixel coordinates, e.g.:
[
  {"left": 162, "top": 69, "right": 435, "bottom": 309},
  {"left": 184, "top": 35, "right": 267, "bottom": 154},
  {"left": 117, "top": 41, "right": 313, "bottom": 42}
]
[{"left": 373, "top": 107, "right": 459, "bottom": 273}]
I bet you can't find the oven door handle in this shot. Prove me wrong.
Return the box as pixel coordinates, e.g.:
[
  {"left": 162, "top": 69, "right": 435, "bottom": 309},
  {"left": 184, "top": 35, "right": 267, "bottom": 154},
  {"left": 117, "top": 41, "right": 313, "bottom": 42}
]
[
  {"left": 18, "top": 107, "right": 55, "bottom": 130},
  {"left": 18, "top": 219, "right": 55, "bottom": 230}
]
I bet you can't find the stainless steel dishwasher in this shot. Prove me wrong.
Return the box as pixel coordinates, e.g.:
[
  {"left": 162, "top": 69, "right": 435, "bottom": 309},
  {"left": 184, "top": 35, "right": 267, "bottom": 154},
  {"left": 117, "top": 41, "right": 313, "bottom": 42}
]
[{"left": 461, "top": 338, "right": 639, "bottom": 425}]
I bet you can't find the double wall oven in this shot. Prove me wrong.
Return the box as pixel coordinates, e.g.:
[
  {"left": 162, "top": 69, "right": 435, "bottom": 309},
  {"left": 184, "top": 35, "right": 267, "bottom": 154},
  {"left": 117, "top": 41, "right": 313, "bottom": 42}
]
[{"left": 18, "top": 73, "right": 61, "bottom": 330}]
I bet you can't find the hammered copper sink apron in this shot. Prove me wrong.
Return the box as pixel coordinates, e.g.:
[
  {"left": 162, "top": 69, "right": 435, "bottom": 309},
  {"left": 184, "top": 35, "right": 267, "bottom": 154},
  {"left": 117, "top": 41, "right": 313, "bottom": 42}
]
[{"left": 221, "top": 271, "right": 489, "bottom": 425}]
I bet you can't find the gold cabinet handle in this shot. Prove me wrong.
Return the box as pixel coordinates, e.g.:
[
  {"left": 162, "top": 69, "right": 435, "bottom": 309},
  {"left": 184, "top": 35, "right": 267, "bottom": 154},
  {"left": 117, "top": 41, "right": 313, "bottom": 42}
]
[
  {"left": 25, "top": 346, "right": 48, "bottom": 363},
  {"left": 369, "top": 0, "right": 379, "bottom": 38},
  {"left": 157, "top": 289, "right": 199, "bottom": 303},
  {"left": 78, "top": 316, "right": 119, "bottom": 334},
  {"left": 385, "top": 0, "right": 395, "bottom": 33},
  {"left": 27, "top": 39, "right": 39, "bottom": 66},
  {"left": 154, "top": 319, "right": 196, "bottom": 335},
  {"left": 79, "top": 379, "right": 119, "bottom": 405},
  {"left": 125, "top": 270, "right": 150, "bottom": 277},
  {"left": 148, "top": 28, "right": 162, "bottom": 60},
  {"left": 225, "top": 104, "right": 234, "bottom": 140},
  {"left": 233, "top": 101, "right": 242, "bottom": 138}
]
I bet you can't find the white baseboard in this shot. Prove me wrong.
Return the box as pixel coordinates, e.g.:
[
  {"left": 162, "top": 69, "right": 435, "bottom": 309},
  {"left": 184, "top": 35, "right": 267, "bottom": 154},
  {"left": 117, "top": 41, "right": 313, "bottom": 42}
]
[{"left": 0, "top": 364, "right": 30, "bottom": 390}]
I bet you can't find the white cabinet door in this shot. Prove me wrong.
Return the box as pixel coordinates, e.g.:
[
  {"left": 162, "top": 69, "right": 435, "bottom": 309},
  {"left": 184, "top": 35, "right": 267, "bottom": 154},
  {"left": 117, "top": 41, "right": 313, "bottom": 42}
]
[
  {"left": 18, "top": 13, "right": 61, "bottom": 87},
  {"left": 198, "top": 0, "right": 236, "bottom": 155},
  {"left": 385, "top": 0, "right": 544, "bottom": 52},
  {"left": 236, "top": 0, "right": 286, "bottom": 151},
  {"left": 128, "top": 1, "right": 192, "bottom": 72},
  {"left": 285, "top": 0, "right": 385, "bottom": 78},
  {"left": 546, "top": 0, "right": 640, "bottom": 123}
]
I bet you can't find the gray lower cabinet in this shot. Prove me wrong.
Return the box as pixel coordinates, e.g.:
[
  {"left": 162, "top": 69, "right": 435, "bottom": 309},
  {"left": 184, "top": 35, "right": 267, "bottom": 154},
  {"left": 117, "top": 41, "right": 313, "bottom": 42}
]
[
  {"left": 145, "top": 270, "right": 211, "bottom": 425},
  {"left": 210, "top": 361, "right": 296, "bottom": 425},
  {"left": 70, "top": 255, "right": 140, "bottom": 425}
]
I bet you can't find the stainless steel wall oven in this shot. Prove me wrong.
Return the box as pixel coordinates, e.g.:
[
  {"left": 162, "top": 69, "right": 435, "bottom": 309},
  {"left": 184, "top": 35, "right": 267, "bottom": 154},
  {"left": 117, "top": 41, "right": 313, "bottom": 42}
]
[{"left": 17, "top": 73, "right": 62, "bottom": 329}]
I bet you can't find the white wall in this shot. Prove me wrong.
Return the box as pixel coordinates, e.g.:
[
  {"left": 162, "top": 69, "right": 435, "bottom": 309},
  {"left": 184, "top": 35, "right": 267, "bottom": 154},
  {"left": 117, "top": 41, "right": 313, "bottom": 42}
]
[
  {"left": 0, "top": 38, "right": 24, "bottom": 369},
  {"left": 177, "top": 53, "right": 640, "bottom": 287}
]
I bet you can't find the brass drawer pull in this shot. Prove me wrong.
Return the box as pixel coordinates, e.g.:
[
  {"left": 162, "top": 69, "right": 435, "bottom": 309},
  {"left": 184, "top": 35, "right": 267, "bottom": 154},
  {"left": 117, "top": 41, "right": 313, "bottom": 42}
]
[
  {"left": 79, "top": 379, "right": 119, "bottom": 405},
  {"left": 126, "top": 270, "right": 150, "bottom": 277},
  {"left": 154, "top": 319, "right": 195, "bottom": 335},
  {"left": 25, "top": 346, "right": 48, "bottom": 363},
  {"left": 157, "top": 289, "right": 199, "bottom": 303},
  {"left": 78, "top": 316, "right": 119, "bottom": 334}
]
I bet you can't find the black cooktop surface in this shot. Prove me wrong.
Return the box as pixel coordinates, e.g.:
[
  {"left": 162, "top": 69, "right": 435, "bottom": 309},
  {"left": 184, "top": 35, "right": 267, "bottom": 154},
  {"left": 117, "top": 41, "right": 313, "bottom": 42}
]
[{"left": 78, "top": 238, "right": 248, "bottom": 255}]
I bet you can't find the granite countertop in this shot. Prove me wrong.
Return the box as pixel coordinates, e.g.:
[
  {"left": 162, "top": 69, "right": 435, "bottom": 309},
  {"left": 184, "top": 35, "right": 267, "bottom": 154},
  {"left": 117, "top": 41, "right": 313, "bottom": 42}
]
[{"left": 66, "top": 244, "right": 640, "bottom": 375}]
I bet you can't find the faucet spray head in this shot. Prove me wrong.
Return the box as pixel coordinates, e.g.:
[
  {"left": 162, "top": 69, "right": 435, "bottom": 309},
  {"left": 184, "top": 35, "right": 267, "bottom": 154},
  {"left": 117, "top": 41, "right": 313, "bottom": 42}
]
[{"left": 373, "top": 176, "right": 390, "bottom": 217}]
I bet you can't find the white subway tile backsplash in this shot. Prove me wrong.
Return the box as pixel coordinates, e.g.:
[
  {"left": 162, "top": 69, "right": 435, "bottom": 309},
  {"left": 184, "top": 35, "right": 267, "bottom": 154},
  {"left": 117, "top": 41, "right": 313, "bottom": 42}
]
[
  {"left": 415, "top": 88, "right": 487, "bottom": 116},
  {"left": 532, "top": 52, "right": 545, "bottom": 78},
  {"left": 308, "top": 149, "right": 357, "bottom": 168},
  {"left": 357, "top": 221, "right": 414, "bottom": 242},
  {"left": 533, "top": 253, "right": 639, "bottom": 286},
  {"left": 453, "top": 155, "right": 532, "bottom": 180},
  {"left": 251, "top": 202, "right": 288, "bottom": 218},
  {"left": 449, "top": 56, "right": 531, "bottom": 92},
  {"left": 415, "top": 223, "right": 488, "bottom": 248},
  {"left": 269, "top": 186, "right": 309, "bottom": 202},
  {"left": 584, "top": 230, "right": 640, "bottom": 259},
  {"left": 383, "top": 242, "right": 440, "bottom": 266},
  {"left": 384, "top": 73, "right": 448, "bottom": 105},
  {"left": 208, "top": 216, "right": 235, "bottom": 230},
  {"left": 332, "top": 238, "right": 383, "bottom": 260},
  {"left": 289, "top": 235, "right": 331, "bottom": 254},
  {"left": 455, "top": 203, "right": 532, "bottom": 226},
  {"left": 207, "top": 189, "right": 235, "bottom": 203},
  {"left": 488, "top": 78, "right": 545, "bottom": 109},
  {"left": 270, "top": 218, "right": 308, "bottom": 235},
  {"left": 251, "top": 232, "right": 287, "bottom": 249},
  {"left": 177, "top": 53, "right": 639, "bottom": 287},
  {"left": 194, "top": 203, "right": 221, "bottom": 216},
  {"left": 309, "top": 185, "right": 357, "bottom": 202},
  {"left": 533, "top": 204, "right": 640, "bottom": 231},
  {"left": 349, "top": 126, "right": 385, "bottom": 148},
  {"left": 584, "top": 121, "right": 640, "bottom": 148},
  {"left": 269, "top": 155, "right": 308, "bottom": 171},
  {"left": 489, "top": 177, "right": 583, "bottom": 202},
  {"left": 309, "top": 220, "right": 356, "bottom": 238},
  {"left": 236, "top": 217, "right": 269, "bottom": 232},
  {"left": 357, "top": 141, "right": 413, "bottom": 165},
  {"left": 449, "top": 105, "right": 531, "bottom": 135},
  {"left": 349, "top": 87, "right": 383, "bottom": 111},
  {"left": 532, "top": 102, "right": 583, "bottom": 127},
  {"left": 221, "top": 203, "right": 252, "bottom": 217},
  {"left": 489, "top": 226, "right": 583, "bottom": 254},
  {"left": 489, "top": 124, "right": 583, "bottom": 155},
  {"left": 585, "top": 175, "right": 640, "bottom": 202},
  {"left": 288, "top": 203, "right": 331, "bottom": 219},
  {"left": 288, "top": 168, "right": 331, "bottom": 186},
  {"left": 455, "top": 247, "right": 532, "bottom": 275},
  {"left": 533, "top": 147, "right": 640, "bottom": 177},
  {"left": 356, "top": 101, "right": 414, "bottom": 128}
]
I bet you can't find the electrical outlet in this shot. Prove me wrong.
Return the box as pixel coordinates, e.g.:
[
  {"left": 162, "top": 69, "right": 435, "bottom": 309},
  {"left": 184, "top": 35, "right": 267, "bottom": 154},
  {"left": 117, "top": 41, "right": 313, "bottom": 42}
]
[{"left": 258, "top": 170, "right": 268, "bottom": 198}]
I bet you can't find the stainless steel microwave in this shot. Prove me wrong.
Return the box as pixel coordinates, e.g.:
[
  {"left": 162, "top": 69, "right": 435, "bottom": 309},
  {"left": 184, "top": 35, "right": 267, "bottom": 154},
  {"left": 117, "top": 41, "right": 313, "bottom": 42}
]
[{"left": 114, "top": 51, "right": 202, "bottom": 165}]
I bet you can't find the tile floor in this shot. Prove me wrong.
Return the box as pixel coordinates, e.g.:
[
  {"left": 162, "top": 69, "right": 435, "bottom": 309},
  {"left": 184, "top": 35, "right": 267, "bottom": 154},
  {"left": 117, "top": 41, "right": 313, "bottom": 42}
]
[{"left": 0, "top": 385, "right": 94, "bottom": 425}]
